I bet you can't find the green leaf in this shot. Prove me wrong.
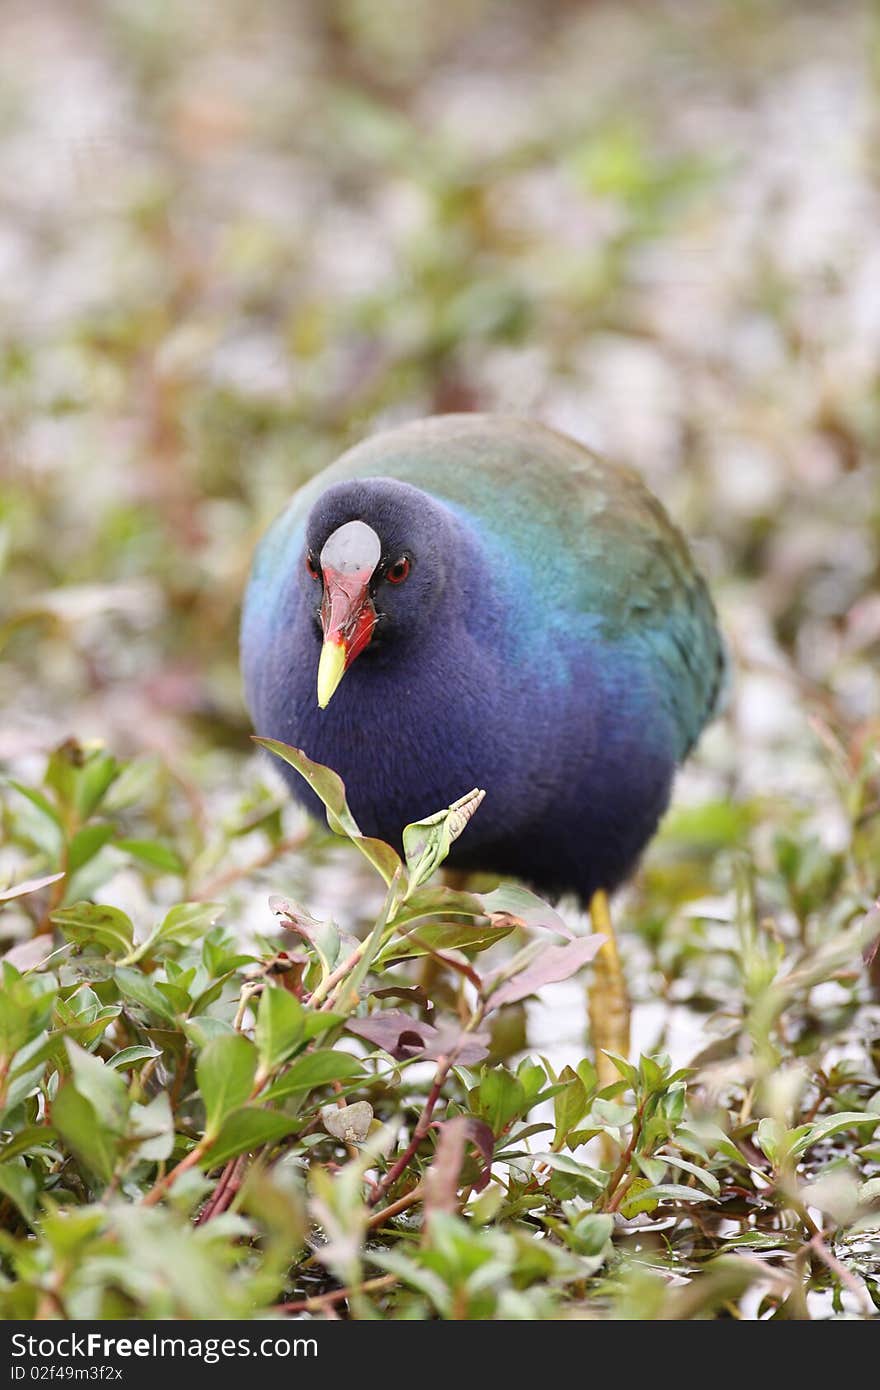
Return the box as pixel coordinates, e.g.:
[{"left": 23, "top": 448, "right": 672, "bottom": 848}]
[
  {"left": 52, "top": 902, "right": 134, "bottom": 958},
  {"left": 478, "top": 1070, "right": 526, "bottom": 1135},
  {"left": 589, "top": 1097, "right": 637, "bottom": 1130},
  {"left": 598, "top": 1051, "right": 639, "bottom": 1087},
  {"left": 533, "top": 1152, "right": 607, "bottom": 1198},
  {"left": 638, "top": 1053, "right": 669, "bottom": 1094},
  {"left": 44, "top": 744, "right": 119, "bottom": 823},
  {"left": 632, "top": 1183, "right": 716, "bottom": 1206},
  {"left": 76, "top": 749, "right": 121, "bottom": 820},
  {"left": 387, "top": 886, "right": 487, "bottom": 928},
  {"left": 619, "top": 1176, "right": 660, "bottom": 1218},
  {"left": 128, "top": 1092, "right": 174, "bottom": 1162},
  {"left": 121, "top": 901, "right": 224, "bottom": 965},
  {"left": 202, "top": 928, "right": 256, "bottom": 979},
  {"left": 254, "top": 739, "right": 403, "bottom": 885},
  {"left": 789, "top": 1111, "right": 877, "bottom": 1158},
  {"left": 154, "top": 901, "right": 224, "bottom": 950},
  {"left": 182, "top": 1016, "right": 238, "bottom": 1049},
  {"left": 661, "top": 1154, "right": 720, "bottom": 1196},
  {"left": 255, "top": 986, "right": 307, "bottom": 1076},
  {"left": 7, "top": 780, "right": 63, "bottom": 830},
  {"left": 0, "top": 965, "right": 56, "bottom": 1059},
  {"left": 204, "top": 1106, "right": 299, "bottom": 1167},
  {"left": 116, "top": 838, "right": 184, "bottom": 874},
  {"left": 197, "top": 1034, "right": 258, "bottom": 1137},
  {"left": 566, "top": 1212, "right": 614, "bottom": 1256},
  {"left": 331, "top": 885, "right": 399, "bottom": 1015},
  {"left": 0, "top": 1125, "right": 58, "bottom": 1163},
  {"left": 52, "top": 1086, "right": 118, "bottom": 1185},
  {"left": 402, "top": 788, "right": 485, "bottom": 892},
  {"left": 553, "top": 1069, "right": 590, "bottom": 1144},
  {"left": 66, "top": 824, "right": 114, "bottom": 876},
  {"left": 378, "top": 918, "right": 513, "bottom": 965},
  {"left": 859, "top": 1177, "right": 880, "bottom": 1204},
  {"left": 39, "top": 1207, "right": 106, "bottom": 1258},
  {"left": 261, "top": 1050, "right": 366, "bottom": 1102},
  {"left": 254, "top": 739, "right": 360, "bottom": 834},
  {"left": 106, "top": 1045, "right": 162, "bottom": 1071},
  {"left": 65, "top": 1040, "right": 130, "bottom": 1135},
  {"left": 302, "top": 1011, "right": 346, "bottom": 1042},
  {"left": 754, "top": 1116, "right": 783, "bottom": 1164},
  {"left": 0, "top": 1159, "right": 39, "bottom": 1224},
  {"left": 115, "top": 966, "right": 179, "bottom": 1023}
]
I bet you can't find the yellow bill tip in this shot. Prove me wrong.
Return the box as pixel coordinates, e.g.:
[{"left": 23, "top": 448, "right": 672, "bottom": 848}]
[{"left": 317, "top": 639, "right": 347, "bottom": 709}]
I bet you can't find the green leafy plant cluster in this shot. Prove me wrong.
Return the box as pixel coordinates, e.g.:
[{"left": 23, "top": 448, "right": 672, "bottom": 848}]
[{"left": 1, "top": 735, "right": 879, "bottom": 1320}]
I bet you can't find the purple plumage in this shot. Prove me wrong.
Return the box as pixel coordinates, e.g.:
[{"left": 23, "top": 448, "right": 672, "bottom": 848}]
[{"left": 241, "top": 415, "right": 725, "bottom": 904}]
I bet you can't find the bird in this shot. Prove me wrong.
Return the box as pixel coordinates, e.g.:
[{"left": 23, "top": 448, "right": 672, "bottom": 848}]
[{"left": 241, "top": 414, "right": 725, "bottom": 1073}]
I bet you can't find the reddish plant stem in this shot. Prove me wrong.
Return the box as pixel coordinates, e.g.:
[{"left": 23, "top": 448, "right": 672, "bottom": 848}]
[
  {"left": 367, "top": 1183, "right": 424, "bottom": 1229},
  {"left": 196, "top": 1154, "right": 246, "bottom": 1225},
  {"left": 599, "top": 1104, "right": 644, "bottom": 1213},
  {"left": 142, "top": 1138, "right": 209, "bottom": 1207},
  {"left": 368, "top": 1066, "right": 448, "bottom": 1207},
  {"left": 367, "top": 1002, "right": 486, "bottom": 1207},
  {"left": 309, "top": 941, "right": 368, "bottom": 1011}
]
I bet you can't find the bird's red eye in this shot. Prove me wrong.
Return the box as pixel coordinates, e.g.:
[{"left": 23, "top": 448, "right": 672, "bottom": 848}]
[
  {"left": 387, "top": 556, "right": 410, "bottom": 584},
  {"left": 305, "top": 552, "right": 320, "bottom": 580}
]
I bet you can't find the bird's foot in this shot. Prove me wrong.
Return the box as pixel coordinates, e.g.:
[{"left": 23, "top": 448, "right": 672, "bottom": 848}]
[{"left": 587, "top": 888, "right": 631, "bottom": 1093}]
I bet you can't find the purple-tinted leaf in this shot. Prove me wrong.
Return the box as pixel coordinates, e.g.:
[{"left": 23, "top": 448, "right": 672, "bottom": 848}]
[
  {"left": 424, "top": 1115, "right": 494, "bottom": 1216},
  {"left": 423, "top": 1023, "right": 490, "bottom": 1066},
  {"left": 480, "top": 884, "right": 575, "bottom": 940},
  {"left": 0, "top": 872, "right": 64, "bottom": 903},
  {"left": 460, "top": 1117, "right": 494, "bottom": 1192},
  {"left": 389, "top": 886, "right": 486, "bottom": 927},
  {"left": 270, "top": 895, "right": 346, "bottom": 976},
  {"left": 346, "top": 1010, "right": 489, "bottom": 1065},
  {"left": 2, "top": 937, "right": 61, "bottom": 971},
  {"left": 345, "top": 1010, "right": 431, "bottom": 1057},
  {"left": 483, "top": 934, "right": 605, "bottom": 1010},
  {"left": 424, "top": 1118, "right": 466, "bottom": 1218},
  {"left": 371, "top": 984, "right": 433, "bottom": 1009}
]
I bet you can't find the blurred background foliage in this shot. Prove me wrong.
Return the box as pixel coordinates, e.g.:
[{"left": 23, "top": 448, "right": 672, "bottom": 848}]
[{"left": 1, "top": 0, "right": 879, "bottom": 1038}]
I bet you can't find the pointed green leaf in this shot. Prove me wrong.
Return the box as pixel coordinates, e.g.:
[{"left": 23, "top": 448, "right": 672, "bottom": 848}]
[
  {"left": 261, "top": 1050, "right": 366, "bottom": 1102},
  {"left": 204, "top": 1106, "right": 299, "bottom": 1167},
  {"left": 116, "top": 839, "right": 184, "bottom": 874},
  {"left": 52, "top": 1086, "right": 117, "bottom": 1185},
  {"left": 0, "top": 1159, "right": 39, "bottom": 1224},
  {"left": 254, "top": 739, "right": 403, "bottom": 885},
  {"left": 52, "top": 902, "right": 134, "bottom": 958},
  {"left": 115, "top": 966, "right": 179, "bottom": 1023},
  {"left": 255, "top": 986, "right": 306, "bottom": 1075},
  {"left": 402, "top": 788, "right": 485, "bottom": 892},
  {"left": 65, "top": 1040, "right": 130, "bottom": 1135},
  {"left": 197, "top": 1034, "right": 258, "bottom": 1137}
]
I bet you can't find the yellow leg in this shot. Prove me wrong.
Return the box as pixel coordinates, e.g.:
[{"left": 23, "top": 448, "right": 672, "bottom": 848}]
[{"left": 587, "top": 889, "right": 631, "bottom": 1092}]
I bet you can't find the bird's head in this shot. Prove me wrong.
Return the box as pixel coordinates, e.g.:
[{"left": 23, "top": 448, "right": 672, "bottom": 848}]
[{"left": 303, "top": 478, "right": 453, "bottom": 708}]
